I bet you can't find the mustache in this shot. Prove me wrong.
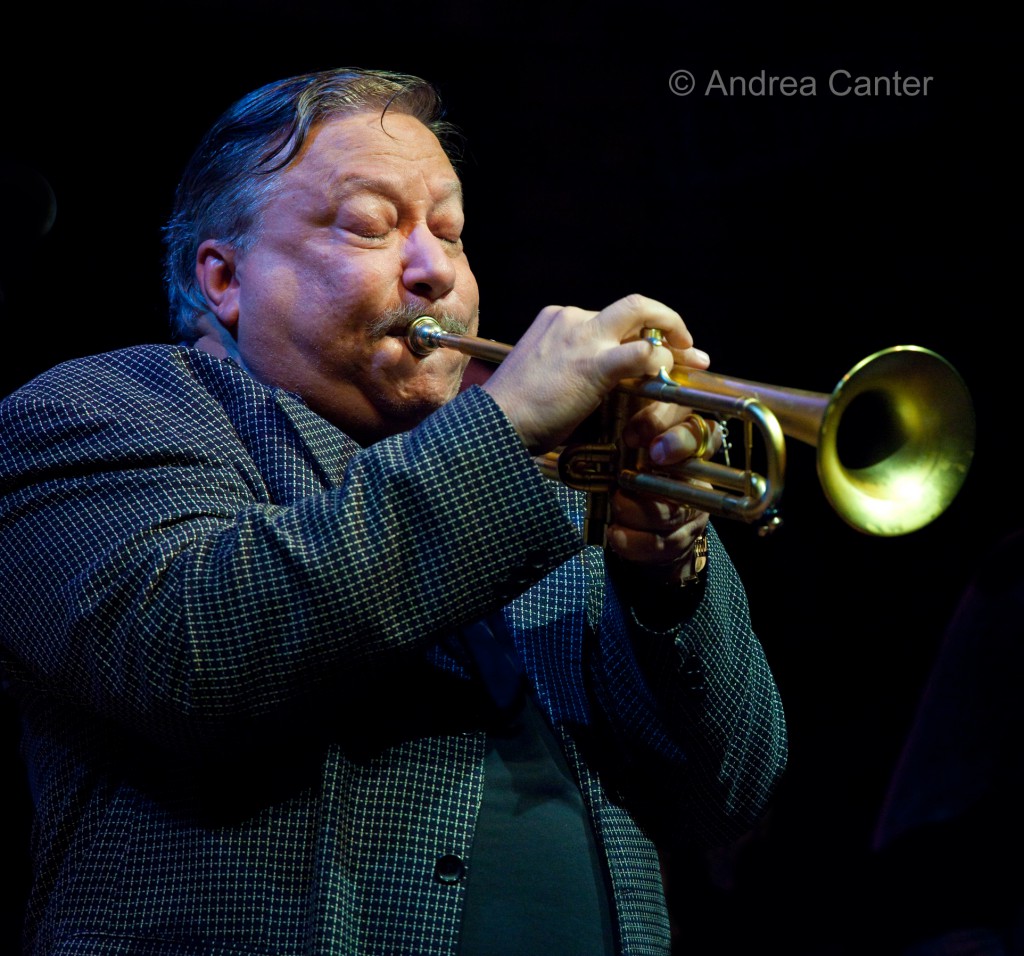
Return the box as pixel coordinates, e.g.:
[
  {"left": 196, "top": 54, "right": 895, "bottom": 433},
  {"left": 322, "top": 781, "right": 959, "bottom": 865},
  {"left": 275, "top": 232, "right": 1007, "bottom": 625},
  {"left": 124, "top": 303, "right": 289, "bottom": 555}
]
[{"left": 367, "top": 304, "right": 473, "bottom": 341}]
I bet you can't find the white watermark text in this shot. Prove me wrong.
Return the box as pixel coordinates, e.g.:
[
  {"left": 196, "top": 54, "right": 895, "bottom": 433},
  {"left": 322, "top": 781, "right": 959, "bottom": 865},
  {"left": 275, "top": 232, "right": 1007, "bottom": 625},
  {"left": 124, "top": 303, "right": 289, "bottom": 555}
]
[{"left": 668, "top": 69, "right": 934, "bottom": 97}]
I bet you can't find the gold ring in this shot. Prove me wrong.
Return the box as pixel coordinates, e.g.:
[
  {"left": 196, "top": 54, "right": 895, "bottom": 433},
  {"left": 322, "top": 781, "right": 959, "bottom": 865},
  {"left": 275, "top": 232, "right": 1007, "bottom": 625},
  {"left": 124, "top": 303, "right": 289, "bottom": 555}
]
[{"left": 684, "top": 413, "right": 711, "bottom": 459}]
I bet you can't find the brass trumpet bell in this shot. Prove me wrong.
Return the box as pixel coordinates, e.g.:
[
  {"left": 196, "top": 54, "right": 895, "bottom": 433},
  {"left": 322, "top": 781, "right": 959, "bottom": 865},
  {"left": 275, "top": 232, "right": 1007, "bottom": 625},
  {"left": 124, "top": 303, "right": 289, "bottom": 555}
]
[{"left": 666, "top": 346, "right": 976, "bottom": 536}]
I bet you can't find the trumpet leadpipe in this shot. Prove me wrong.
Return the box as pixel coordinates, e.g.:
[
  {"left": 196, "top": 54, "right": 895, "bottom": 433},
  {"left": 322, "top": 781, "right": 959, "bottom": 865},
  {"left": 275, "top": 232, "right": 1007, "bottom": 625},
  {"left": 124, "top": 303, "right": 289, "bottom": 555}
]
[{"left": 407, "top": 317, "right": 512, "bottom": 364}]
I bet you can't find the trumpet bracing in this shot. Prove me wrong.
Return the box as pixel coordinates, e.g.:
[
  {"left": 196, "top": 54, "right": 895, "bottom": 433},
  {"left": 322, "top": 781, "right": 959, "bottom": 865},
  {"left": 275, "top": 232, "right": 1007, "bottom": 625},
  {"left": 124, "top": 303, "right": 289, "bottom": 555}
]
[{"left": 407, "top": 317, "right": 975, "bottom": 539}]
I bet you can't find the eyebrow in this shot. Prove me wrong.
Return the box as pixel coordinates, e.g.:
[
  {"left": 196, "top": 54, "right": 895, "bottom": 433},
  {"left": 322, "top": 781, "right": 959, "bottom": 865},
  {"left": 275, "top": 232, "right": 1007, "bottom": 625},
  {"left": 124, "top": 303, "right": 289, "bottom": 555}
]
[{"left": 335, "top": 176, "right": 464, "bottom": 206}]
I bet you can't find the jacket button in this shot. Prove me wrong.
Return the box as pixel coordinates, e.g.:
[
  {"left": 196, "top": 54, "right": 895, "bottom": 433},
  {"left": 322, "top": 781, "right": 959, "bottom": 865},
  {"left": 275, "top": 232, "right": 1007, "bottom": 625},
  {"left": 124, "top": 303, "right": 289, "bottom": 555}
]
[
  {"left": 683, "top": 662, "right": 706, "bottom": 699},
  {"left": 434, "top": 854, "right": 467, "bottom": 884}
]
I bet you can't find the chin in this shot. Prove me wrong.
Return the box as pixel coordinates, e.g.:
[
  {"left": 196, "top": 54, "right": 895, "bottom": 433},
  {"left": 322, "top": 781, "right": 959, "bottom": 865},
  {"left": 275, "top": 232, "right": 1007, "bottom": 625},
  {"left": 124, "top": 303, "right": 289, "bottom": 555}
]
[
  {"left": 362, "top": 384, "right": 456, "bottom": 440},
  {"left": 393, "top": 388, "right": 456, "bottom": 423},
  {"left": 402, "top": 360, "right": 467, "bottom": 406}
]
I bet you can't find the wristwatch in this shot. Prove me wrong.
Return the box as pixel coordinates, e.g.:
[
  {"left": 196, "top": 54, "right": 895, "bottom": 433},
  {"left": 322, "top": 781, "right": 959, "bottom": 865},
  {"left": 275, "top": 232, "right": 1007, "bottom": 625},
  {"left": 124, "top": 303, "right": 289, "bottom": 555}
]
[{"left": 680, "top": 532, "right": 709, "bottom": 587}]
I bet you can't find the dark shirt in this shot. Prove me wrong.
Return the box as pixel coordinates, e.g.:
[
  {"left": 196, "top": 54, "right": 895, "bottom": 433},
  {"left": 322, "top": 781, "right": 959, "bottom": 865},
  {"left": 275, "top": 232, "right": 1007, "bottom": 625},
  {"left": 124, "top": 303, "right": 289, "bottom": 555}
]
[
  {"left": 458, "top": 691, "right": 616, "bottom": 955},
  {"left": 457, "top": 614, "right": 615, "bottom": 954}
]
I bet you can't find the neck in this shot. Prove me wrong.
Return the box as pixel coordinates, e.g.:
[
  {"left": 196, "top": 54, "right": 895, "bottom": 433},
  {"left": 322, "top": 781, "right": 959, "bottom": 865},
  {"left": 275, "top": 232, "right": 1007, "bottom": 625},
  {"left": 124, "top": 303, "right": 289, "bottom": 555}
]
[{"left": 191, "top": 312, "right": 245, "bottom": 366}]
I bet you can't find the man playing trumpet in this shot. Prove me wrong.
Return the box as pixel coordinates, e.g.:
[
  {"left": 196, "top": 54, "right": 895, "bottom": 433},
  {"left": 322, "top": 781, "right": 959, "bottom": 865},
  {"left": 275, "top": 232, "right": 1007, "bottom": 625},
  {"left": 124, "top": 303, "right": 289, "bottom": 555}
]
[{"left": 0, "top": 67, "right": 787, "bottom": 955}]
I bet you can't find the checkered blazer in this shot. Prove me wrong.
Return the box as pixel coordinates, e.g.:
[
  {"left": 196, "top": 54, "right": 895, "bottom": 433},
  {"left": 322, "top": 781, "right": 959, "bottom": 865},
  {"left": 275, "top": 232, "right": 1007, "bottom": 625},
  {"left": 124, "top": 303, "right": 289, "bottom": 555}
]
[{"left": 0, "top": 345, "right": 786, "bottom": 955}]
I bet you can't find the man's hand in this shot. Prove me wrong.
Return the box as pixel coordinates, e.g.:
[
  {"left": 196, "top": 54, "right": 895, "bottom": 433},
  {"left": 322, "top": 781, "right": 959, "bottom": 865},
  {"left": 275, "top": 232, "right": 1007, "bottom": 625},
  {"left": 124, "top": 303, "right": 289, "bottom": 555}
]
[
  {"left": 481, "top": 294, "right": 708, "bottom": 454},
  {"left": 607, "top": 405, "right": 723, "bottom": 583}
]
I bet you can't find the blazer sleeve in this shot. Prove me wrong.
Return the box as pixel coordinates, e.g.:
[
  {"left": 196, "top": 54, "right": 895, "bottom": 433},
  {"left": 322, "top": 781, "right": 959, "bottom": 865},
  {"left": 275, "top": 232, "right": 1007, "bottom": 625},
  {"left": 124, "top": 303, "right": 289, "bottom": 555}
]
[
  {"left": 586, "top": 526, "right": 788, "bottom": 849},
  {"left": 0, "top": 350, "right": 582, "bottom": 749}
]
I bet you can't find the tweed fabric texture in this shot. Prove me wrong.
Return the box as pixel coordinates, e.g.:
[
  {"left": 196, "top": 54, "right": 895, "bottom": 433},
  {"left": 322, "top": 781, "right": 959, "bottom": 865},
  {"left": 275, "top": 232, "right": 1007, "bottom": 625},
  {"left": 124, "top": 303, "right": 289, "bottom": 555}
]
[{"left": 0, "top": 345, "right": 786, "bottom": 955}]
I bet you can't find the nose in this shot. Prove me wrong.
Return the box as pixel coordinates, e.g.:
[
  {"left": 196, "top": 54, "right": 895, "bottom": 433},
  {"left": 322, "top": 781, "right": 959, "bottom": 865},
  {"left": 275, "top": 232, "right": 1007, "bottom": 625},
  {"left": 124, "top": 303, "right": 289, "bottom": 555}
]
[{"left": 401, "top": 224, "right": 458, "bottom": 300}]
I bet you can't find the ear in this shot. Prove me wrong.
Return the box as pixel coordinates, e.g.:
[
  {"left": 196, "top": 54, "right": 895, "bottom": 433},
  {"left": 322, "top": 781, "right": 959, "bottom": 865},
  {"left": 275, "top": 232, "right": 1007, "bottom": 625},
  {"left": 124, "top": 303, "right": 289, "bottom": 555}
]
[{"left": 196, "top": 239, "right": 240, "bottom": 331}]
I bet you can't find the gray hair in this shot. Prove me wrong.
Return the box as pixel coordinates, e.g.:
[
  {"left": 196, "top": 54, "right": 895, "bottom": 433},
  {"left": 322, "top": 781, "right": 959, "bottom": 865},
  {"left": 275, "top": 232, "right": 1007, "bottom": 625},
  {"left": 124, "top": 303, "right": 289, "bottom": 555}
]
[{"left": 162, "top": 68, "right": 460, "bottom": 343}]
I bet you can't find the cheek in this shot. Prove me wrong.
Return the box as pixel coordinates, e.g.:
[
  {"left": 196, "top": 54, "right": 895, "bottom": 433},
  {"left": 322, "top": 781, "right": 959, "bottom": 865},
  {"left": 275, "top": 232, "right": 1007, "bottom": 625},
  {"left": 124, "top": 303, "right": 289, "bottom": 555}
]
[
  {"left": 370, "top": 335, "right": 411, "bottom": 374},
  {"left": 287, "top": 256, "right": 392, "bottom": 350},
  {"left": 235, "top": 268, "right": 302, "bottom": 363},
  {"left": 330, "top": 246, "right": 396, "bottom": 290},
  {"left": 241, "top": 260, "right": 302, "bottom": 316},
  {"left": 457, "top": 260, "right": 480, "bottom": 318}
]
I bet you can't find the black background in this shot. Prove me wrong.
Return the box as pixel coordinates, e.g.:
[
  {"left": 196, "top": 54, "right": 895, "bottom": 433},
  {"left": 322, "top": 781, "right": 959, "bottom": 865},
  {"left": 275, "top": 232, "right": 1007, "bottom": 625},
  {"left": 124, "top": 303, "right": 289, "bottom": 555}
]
[{"left": 1, "top": 4, "right": 1016, "bottom": 953}]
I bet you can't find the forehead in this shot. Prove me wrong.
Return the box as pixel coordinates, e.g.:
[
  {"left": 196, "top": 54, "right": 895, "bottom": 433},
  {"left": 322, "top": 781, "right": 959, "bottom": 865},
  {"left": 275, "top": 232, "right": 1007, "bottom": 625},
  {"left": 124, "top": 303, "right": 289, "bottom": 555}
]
[{"left": 287, "top": 111, "right": 461, "bottom": 203}]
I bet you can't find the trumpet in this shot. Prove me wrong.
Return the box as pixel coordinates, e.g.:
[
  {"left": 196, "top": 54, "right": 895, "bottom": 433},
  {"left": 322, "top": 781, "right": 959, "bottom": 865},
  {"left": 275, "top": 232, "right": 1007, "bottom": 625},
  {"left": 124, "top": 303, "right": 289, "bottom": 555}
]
[{"left": 407, "top": 317, "right": 975, "bottom": 540}]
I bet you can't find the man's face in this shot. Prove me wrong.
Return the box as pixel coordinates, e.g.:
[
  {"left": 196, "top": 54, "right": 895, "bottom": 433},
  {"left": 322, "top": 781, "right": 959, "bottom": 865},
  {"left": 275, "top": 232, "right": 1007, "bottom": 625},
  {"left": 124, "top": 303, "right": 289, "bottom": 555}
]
[{"left": 229, "top": 111, "right": 480, "bottom": 444}]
